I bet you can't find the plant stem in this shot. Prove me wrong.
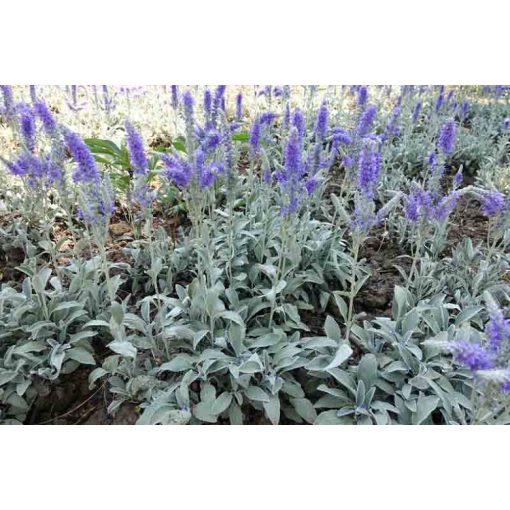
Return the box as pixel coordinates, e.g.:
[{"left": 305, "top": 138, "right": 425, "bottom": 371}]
[{"left": 345, "top": 233, "right": 360, "bottom": 342}]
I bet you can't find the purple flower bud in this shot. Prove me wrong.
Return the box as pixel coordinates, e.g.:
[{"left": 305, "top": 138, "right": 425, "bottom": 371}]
[
  {"left": 434, "top": 190, "right": 460, "bottom": 222},
  {"left": 203, "top": 88, "right": 212, "bottom": 119},
  {"left": 357, "top": 86, "right": 368, "bottom": 108},
  {"left": 304, "top": 175, "right": 318, "bottom": 195},
  {"left": 412, "top": 101, "right": 422, "bottom": 123},
  {"left": 331, "top": 127, "right": 352, "bottom": 145},
  {"left": 434, "top": 86, "right": 444, "bottom": 113},
  {"left": 481, "top": 190, "right": 505, "bottom": 217},
  {"left": 63, "top": 129, "right": 100, "bottom": 183},
  {"left": 315, "top": 100, "right": 328, "bottom": 140},
  {"left": 460, "top": 100, "right": 469, "bottom": 118},
  {"left": 342, "top": 155, "right": 354, "bottom": 168},
  {"left": 235, "top": 92, "right": 243, "bottom": 121},
  {"left": 449, "top": 340, "right": 493, "bottom": 370},
  {"left": 125, "top": 120, "right": 148, "bottom": 175},
  {"left": 357, "top": 142, "right": 381, "bottom": 198},
  {"left": 170, "top": 85, "right": 179, "bottom": 109},
  {"left": 453, "top": 168, "right": 463, "bottom": 187},
  {"left": 17, "top": 103, "right": 36, "bottom": 152},
  {"left": 292, "top": 108, "right": 305, "bottom": 139},
  {"left": 33, "top": 100, "right": 57, "bottom": 135},
  {"left": 161, "top": 153, "right": 191, "bottom": 189},
  {"left": 486, "top": 305, "right": 510, "bottom": 355},
  {"left": 357, "top": 104, "right": 377, "bottom": 136},
  {"left": 249, "top": 117, "right": 261, "bottom": 154},
  {"left": 438, "top": 119, "right": 457, "bottom": 155}
]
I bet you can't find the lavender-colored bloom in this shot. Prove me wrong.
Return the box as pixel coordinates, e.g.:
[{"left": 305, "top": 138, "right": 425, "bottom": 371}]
[
  {"left": 453, "top": 168, "right": 463, "bottom": 187},
  {"left": 201, "top": 128, "right": 222, "bottom": 152},
  {"left": 438, "top": 119, "right": 457, "bottom": 155},
  {"left": 0, "top": 85, "right": 14, "bottom": 118},
  {"left": 405, "top": 185, "right": 432, "bottom": 222},
  {"left": 460, "top": 100, "right": 469, "bottom": 118},
  {"left": 428, "top": 151, "right": 437, "bottom": 168},
  {"left": 283, "top": 128, "right": 302, "bottom": 178},
  {"left": 434, "top": 86, "right": 444, "bottom": 113},
  {"left": 481, "top": 190, "right": 505, "bottom": 217},
  {"left": 125, "top": 120, "right": 148, "bottom": 175},
  {"left": 235, "top": 92, "right": 243, "bottom": 121},
  {"left": 101, "top": 85, "right": 114, "bottom": 113},
  {"left": 435, "top": 190, "right": 460, "bottom": 222},
  {"left": 63, "top": 129, "right": 100, "bottom": 183},
  {"left": 331, "top": 127, "right": 352, "bottom": 145},
  {"left": 262, "top": 169, "right": 272, "bottom": 184},
  {"left": 44, "top": 156, "right": 63, "bottom": 184},
  {"left": 486, "top": 305, "right": 510, "bottom": 355},
  {"left": 203, "top": 89, "right": 212, "bottom": 119},
  {"left": 198, "top": 161, "right": 223, "bottom": 189},
  {"left": 170, "top": 85, "right": 179, "bottom": 109},
  {"left": 449, "top": 340, "right": 493, "bottom": 370},
  {"left": 304, "top": 176, "right": 318, "bottom": 195},
  {"left": 249, "top": 117, "right": 261, "bottom": 154},
  {"left": 315, "top": 100, "right": 328, "bottom": 140},
  {"left": 161, "top": 153, "right": 192, "bottom": 188},
  {"left": 273, "top": 86, "right": 284, "bottom": 97},
  {"left": 383, "top": 106, "right": 401, "bottom": 140},
  {"left": 342, "top": 155, "right": 354, "bottom": 168},
  {"left": 283, "top": 104, "right": 290, "bottom": 128},
  {"left": 357, "top": 105, "right": 377, "bottom": 136},
  {"left": 259, "top": 111, "right": 277, "bottom": 125},
  {"left": 211, "top": 85, "right": 226, "bottom": 123},
  {"left": 276, "top": 128, "right": 305, "bottom": 216},
  {"left": 4, "top": 153, "right": 31, "bottom": 176},
  {"left": 292, "top": 108, "right": 305, "bottom": 139},
  {"left": 357, "top": 142, "right": 381, "bottom": 198},
  {"left": 357, "top": 86, "right": 368, "bottom": 108},
  {"left": 503, "top": 117, "right": 510, "bottom": 130},
  {"left": 18, "top": 103, "right": 36, "bottom": 152},
  {"left": 33, "top": 100, "right": 57, "bottom": 135},
  {"left": 133, "top": 182, "right": 155, "bottom": 208},
  {"left": 412, "top": 101, "right": 422, "bottom": 123},
  {"left": 182, "top": 90, "right": 194, "bottom": 119},
  {"left": 446, "top": 89, "right": 454, "bottom": 103}
]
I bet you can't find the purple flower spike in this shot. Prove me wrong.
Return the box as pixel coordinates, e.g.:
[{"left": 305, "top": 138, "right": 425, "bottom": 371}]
[
  {"left": 125, "top": 120, "right": 148, "bottom": 175},
  {"left": 438, "top": 119, "right": 457, "bottom": 155},
  {"left": 449, "top": 340, "right": 493, "bottom": 370},
  {"left": 357, "top": 104, "right": 377, "bottom": 136},
  {"left": 63, "top": 129, "right": 100, "bottom": 184}
]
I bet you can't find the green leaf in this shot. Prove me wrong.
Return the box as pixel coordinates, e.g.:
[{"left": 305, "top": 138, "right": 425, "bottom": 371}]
[
  {"left": 66, "top": 347, "right": 96, "bottom": 365},
  {"left": 455, "top": 306, "right": 484, "bottom": 326},
  {"left": 110, "top": 302, "right": 124, "bottom": 326},
  {"left": 263, "top": 394, "right": 280, "bottom": 424},
  {"left": 413, "top": 394, "right": 440, "bottom": 425},
  {"left": 323, "top": 343, "right": 352, "bottom": 370},
  {"left": 244, "top": 386, "right": 270, "bottom": 402},
  {"left": 216, "top": 311, "right": 245, "bottom": 327},
  {"left": 324, "top": 315, "right": 342, "bottom": 342},
  {"left": 232, "top": 131, "right": 249, "bottom": 142},
  {"left": 249, "top": 332, "right": 283, "bottom": 348},
  {"left": 291, "top": 398, "right": 317, "bottom": 424},
  {"left": 158, "top": 356, "right": 193, "bottom": 373},
  {"left": 357, "top": 354, "right": 378, "bottom": 388},
  {"left": 0, "top": 371, "right": 17, "bottom": 386},
  {"left": 107, "top": 340, "right": 137, "bottom": 359},
  {"left": 212, "top": 392, "right": 233, "bottom": 415}
]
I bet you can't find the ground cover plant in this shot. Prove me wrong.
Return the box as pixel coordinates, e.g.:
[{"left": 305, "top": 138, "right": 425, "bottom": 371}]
[{"left": 1, "top": 84, "right": 510, "bottom": 425}]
